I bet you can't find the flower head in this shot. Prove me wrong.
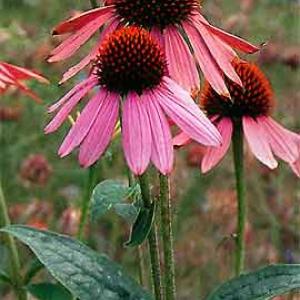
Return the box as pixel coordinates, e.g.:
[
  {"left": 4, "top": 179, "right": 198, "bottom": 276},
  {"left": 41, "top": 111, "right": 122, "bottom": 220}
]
[
  {"left": 0, "top": 61, "right": 48, "bottom": 102},
  {"left": 174, "top": 61, "right": 300, "bottom": 176},
  {"left": 45, "top": 27, "right": 221, "bottom": 175},
  {"left": 95, "top": 26, "right": 166, "bottom": 94},
  {"left": 45, "top": 26, "right": 220, "bottom": 174},
  {"left": 48, "top": 1, "right": 259, "bottom": 95}
]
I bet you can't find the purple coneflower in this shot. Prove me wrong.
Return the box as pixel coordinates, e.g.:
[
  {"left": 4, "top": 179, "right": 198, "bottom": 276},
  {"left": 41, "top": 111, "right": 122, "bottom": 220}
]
[
  {"left": 45, "top": 27, "right": 221, "bottom": 175},
  {"left": 48, "top": 0, "right": 259, "bottom": 96},
  {"left": 174, "top": 60, "right": 300, "bottom": 176}
]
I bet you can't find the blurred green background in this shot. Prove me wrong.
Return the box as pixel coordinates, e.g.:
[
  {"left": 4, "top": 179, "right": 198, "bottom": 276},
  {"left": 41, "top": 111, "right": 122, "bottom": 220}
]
[{"left": 0, "top": 0, "right": 299, "bottom": 299}]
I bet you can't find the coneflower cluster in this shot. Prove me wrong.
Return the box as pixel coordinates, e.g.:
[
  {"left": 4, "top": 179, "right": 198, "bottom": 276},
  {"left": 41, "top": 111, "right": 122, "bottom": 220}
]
[
  {"left": 48, "top": 0, "right": 258, "bottom": 95},
  {"left": 46, "top": 27, "right": 221, "bottom": 175},
  {"left": 46, "top": 1, "right": 299, "bottom": 177}
]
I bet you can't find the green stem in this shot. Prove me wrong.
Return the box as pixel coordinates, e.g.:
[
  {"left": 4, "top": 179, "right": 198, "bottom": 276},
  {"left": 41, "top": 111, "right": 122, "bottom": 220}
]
[
  {"left": 232, "top": 120, "right": 246, "bottom": 276},
  {"left": 137, "top": 245, "right": 147, "bottom": 286},
  {"left": 0, "top": 183, "right": 27, "bottom": 300},
  {"left": 138, "top": 172, "right": 163, "bottom": 300},
  {"left": 126, "top": 170, "right": 147, "bottom": 287},
  {"left": 159, "top": 174, "right": 176, "bottom": 300},
  {"left": 77, "top": 165, "right": 98, "bottom": 241}
]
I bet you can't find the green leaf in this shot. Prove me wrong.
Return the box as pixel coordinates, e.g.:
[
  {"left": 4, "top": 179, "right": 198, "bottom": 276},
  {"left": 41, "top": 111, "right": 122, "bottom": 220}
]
[
  {"left": 1, "top": 225, "right": 152, "bottom": 300},
  {"left": 114, "top": 203, "right": 139, "bottom": 224},
  {"left": 27, "top": 282, "right": 72, "bottom": 300},
  {"left": 90, "top": 180, "right": 128, "bottom": 222},
  {"left": 125, "top": 202, "right": 155, "bottom": 247},
  {"left": 207, "top": 264, "right": 300, "bottom": 300},
  {"left": 0, "top": 270, "right": 11, "bottom": 284}
]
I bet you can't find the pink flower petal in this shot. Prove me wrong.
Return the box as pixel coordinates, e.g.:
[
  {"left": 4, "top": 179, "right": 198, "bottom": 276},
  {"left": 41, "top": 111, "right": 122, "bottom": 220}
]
[
  {"left": 173, "top": 131, "right": 191, "bottom": 147},
  {"left": 164, "top": 26, "right": 199, "bottom": 91},
  {"left": 201, "top": 117, "right": 233, "bottom": 173},
  {"left": 258, "top": 116, "right": 299, "bottom": 163},
  {"left": 0, "top": 62, "right": 48, "bottom": 83},
  {"left": 196, "top": 13, "right": 259, "bottom": 54},
  {"left": 48, "top": 9, "right": 113, "bottom": 63},
  {"left": 157, "top": 77, "right": 222, "bottom": 146},
  {"left": 243, "top": 116, "right": 278, "bottom": 169},
  {"left": 144, "top": 91, "right": 173, "bottom": 175},
  {"left": 0, "top": 70, "right": 15, "bottom": 84},
  {"left": 291, "top": 156, "right": 300, "bottom": 178},
  {"left": 48, "top": 76, "right": 98, "bottom": 113},
  {"left": 122, "top": 92, "right": 152, "bottom": 175},
  {"left": 191, "top": 19, "right": 242, "bottom": 87},
  {"left": 183, "top": 21, "right": 230, "bottom": 97},
  {"left": 52, "top": 6, "right": 114, "bottom": 34},
  {"left": 45, "top": 77, "right": 97, "bottom": 133},
  {"left": 59, "top": 17, "right": 120, "bottom": 84},
  {"left": 150, "top": 27, "right": 164, "bottom": 48},
  {"left": 78, "top": 92, "right": 119, "bottom": 167},
  {"left": 58, "top": 89, "right": 108, "bottom": 157}
]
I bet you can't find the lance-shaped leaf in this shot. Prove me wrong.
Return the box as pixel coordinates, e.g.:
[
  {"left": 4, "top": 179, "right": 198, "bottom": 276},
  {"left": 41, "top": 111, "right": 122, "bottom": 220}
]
[
  {"left": 125, "top": 202, "right": 156, "bottom": 247},
  {"left": 27, "top": 282, "right": 72, "bottom": 300},
  {"left": 207, "top": 264, "right": 300, "bottom": 300},
  {"left": 0, "top": 225, "right": 152, "bottom": 300}
]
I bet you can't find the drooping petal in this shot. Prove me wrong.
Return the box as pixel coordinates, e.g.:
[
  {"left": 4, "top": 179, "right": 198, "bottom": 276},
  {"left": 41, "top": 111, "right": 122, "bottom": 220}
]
[
  {"left": 0, "top": 62, "right": 49, "bottom": 83},
  {"left": 291, "top": 155, "right": 300, "bottom": 177},
  {"left": 196, "top": 13, "right": 259, "bottom": 54},
  {"left": 48, "top": 76, "right": 97, "bottom": 113},
  {"left": 144, "top": 91, "right": 173, "bottom": 175},
  {"left": 58, "top": 89, "right": 108, "bottom": 157},
  {"left": 191, "top": 18, "right": 242, "bottom": 87},
  {"left": 201, "top": 117, "right": 233, "bottom": 173},
  {"left": 0, "top": 70, "right": 15, "bottom": 84},
  {"left": 291, "top": 138, "right": 300, "bottom": 177},
  {"left": 78, "top": 92, "right": 119, "bottom": 167},
  {"left": 45, "top": 77, "right": 97, "bottom": 133},
  {"left": 52, "top": 6, "right": 115, "bottom": 34},
  {"left": 122, "top": 92, "right": 152, "bottom": 175},
  {"left": 0, "top": 62, "right": 48, "bottom": 102},
  {"left": 243, "top": 116, "right": 278, "bottom": 169},
  {"left": 182, "top": 21, "right": 230, "bottom": 97},
  {"left": 258, "top": 116, "right": 299, "bottom": 163},
  {"left": 59, "top": 17, "right": 120, "bottom": 84},
  {"left": 157, "top": 77, "right": 222, "bottom": 146},
  {"left": 173, "top": 131, "right": 191, "bottom": 147},
  {"left": 164, "top": 26, "right": 199, "bottom": 91},
  {"left": 48, "top": 9, "right": 114, "bottom": 63}
]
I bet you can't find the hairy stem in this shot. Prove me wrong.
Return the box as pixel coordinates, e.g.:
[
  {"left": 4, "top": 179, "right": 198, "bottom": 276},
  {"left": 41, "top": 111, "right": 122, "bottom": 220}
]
[
  {"left": 159, "top": 174, "right": 176, "bottom": 300},
  {"left": 138, "top": 172, "right": 163, "bottom": 300},
  {"left": 137, "top": 245, "right": 147, "bottom": 286},
  {"left": 232, "top": 120, "right": 247, "bottom": 276},
  {"left": 0, "top": 183, "right": 27, "bottom": 300},
  {"left": 77, "top": 165, "right": 98, "bottom": 241}
]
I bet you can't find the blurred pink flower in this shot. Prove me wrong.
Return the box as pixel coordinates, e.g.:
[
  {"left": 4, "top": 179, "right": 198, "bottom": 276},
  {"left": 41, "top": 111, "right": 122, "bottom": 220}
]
[
  {"left": 174, "top": 61, "right": 300, "bottom": 176},
  {"left": 48, "top": 0, "right": 259, "bottom": 95},
  {"left": 20, "top": 153, "right": 53, "bottom": 187},
  {"left": 0, "top": 61, "right": 48, "bottom": 102},
  {"left": 45, "top": 27, "right": 221, "bottom": 175}
]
